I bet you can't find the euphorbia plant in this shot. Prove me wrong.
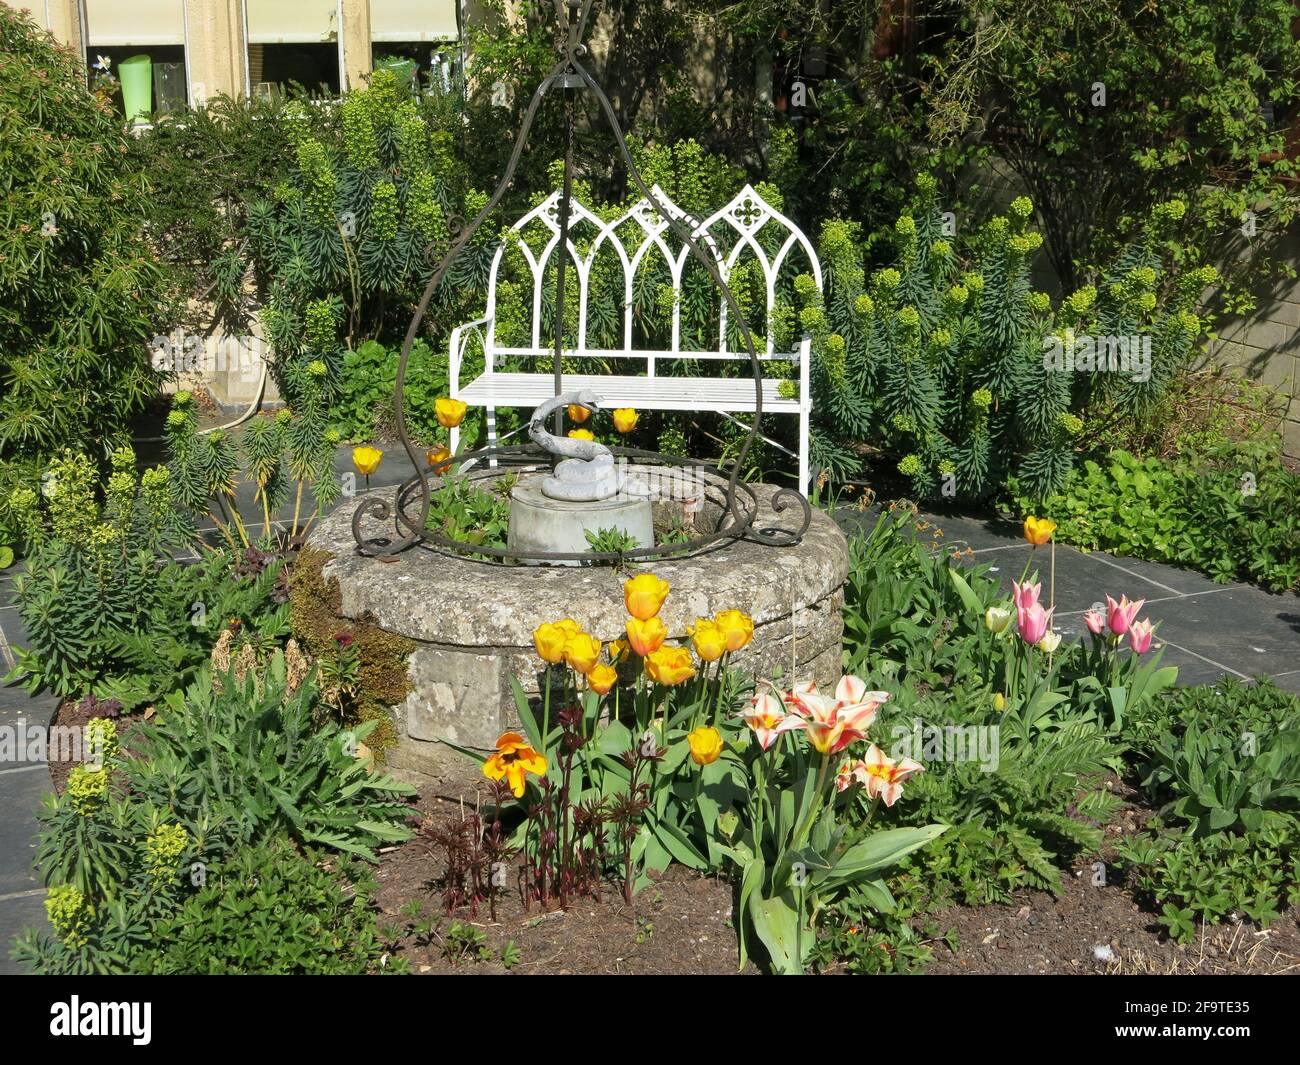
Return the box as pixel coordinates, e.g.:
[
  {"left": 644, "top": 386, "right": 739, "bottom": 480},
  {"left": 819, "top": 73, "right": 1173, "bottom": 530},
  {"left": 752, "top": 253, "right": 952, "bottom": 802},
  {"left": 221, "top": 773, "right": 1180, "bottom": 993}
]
[{"left": 724, "top": 675, "right": 946, "bottom": 975}]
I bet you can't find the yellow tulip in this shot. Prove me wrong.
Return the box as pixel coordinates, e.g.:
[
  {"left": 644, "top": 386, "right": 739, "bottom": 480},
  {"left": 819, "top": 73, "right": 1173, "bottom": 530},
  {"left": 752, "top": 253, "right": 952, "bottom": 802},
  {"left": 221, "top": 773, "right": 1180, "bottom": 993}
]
[
  {"left": 533, "top": 620, "right": 579, "bottom": 664},
  {"left": 625, "top": 616, "right": 667, "bottom": 657},
  {"left": 352, "top": 446, "right": 383, "bottom": 476},
  {"left": 1023, "top": 515, "right": 1057, "bottom": 546},
  {"left": 624, "top": 572, "right": 670, "bottom": 620},
  {"left": 568, "top": 428, "right": 595, "bottom": 441},
  {"left": 645, "top": 646, "right": 696, "bottom": 686},
  {"left": 587, "top": 663, "right": 618, "bottom": 695},
  {"left": 426, "top": 446, "right": 452, "bottom": 472},
  {"left": 690, "top": 618, "right": 728, "bottom": 663},
  {"left": 608, "top": 639, "right": 631, "bottom": 663},
  {"left": 482, "top": 731, "right": 547, "bottom": 797},
  {"left": 612, "top": 408, "right": 639, "bottom": 433},
  {"left": 713, "top": 609, "right": 754, "bottom": 652},
  {"left": 687, "top": 726, "right": 723, "bottom": 765},
  {"left": 567, "top": 403, "right": 591, "bottom": 424},
  {"left": 435, "top": 397, "right": 468, "bottom": 428},
  {"left": 563, "top": 631, "right": 602, "bottom": 675}
]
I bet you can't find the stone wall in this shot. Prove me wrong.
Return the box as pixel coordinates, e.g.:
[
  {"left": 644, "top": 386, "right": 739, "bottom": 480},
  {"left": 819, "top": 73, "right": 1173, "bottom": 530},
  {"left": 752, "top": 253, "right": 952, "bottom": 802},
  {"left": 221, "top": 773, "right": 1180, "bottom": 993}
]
[{"left": 305, "top": 480, "right": 850, "bottom": 791}]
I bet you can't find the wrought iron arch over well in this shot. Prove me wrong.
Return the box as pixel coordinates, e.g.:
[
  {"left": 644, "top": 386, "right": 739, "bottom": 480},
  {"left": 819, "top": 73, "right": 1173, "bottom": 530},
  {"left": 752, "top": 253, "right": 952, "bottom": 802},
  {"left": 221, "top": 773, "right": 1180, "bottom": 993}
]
[{"left": 352, "top": 0, "right": 813, "bottom": 563}]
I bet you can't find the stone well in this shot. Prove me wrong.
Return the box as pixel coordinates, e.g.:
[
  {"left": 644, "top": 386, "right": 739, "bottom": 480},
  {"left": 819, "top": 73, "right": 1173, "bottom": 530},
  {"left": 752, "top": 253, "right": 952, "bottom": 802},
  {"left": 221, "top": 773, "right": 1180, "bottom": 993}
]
[{"left": 305, "top": 480, "right": 849, "bottom": 790}]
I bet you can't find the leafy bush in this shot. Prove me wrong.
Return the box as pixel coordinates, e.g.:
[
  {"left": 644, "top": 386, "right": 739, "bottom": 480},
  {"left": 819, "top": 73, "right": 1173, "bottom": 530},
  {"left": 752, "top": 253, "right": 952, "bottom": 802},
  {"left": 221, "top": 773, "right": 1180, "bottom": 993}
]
[
  {"left": 14, "top": 648, "right": 415, "bottom": 974},
  {"left": 1116, "top": 680, "right": 1300, "bottom": 941},
  {"left": 144, "top": 839, "right": 396, "bottom": 975},
  {"left": 807, "top": 180, "right": 1215, "bottom": 497},
  {"left": 4, "top": 448, "right": 287, "bottom": 708},
  {"left": 334, "top": 338, "right": 470, "bottom": 445},
  {"left": 127, "top": 652, "right": 415, "bottom": 860},
  {"left": 1007, "top": 443, "right": 1300, "bottom": 592},
  {"left": 0, "top": 7, "right": 169, "bottom": 477}
]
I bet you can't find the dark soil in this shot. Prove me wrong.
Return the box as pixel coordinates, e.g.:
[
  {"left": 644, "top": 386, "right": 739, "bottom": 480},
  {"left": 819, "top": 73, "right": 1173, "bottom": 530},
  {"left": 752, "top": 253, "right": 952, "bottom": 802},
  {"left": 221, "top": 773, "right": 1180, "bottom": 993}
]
[
  {"left": 922, "top": 778, "right": 1300, "bottom": 975},
  {"left": 922, "top": 867, "right": 1300, "bottom": 976},
  {"left": 48, "top": 696, "right": 149, "bottom": 795},
  {"left": 372, "top": 789, "right": 750, "bottom": 975}
]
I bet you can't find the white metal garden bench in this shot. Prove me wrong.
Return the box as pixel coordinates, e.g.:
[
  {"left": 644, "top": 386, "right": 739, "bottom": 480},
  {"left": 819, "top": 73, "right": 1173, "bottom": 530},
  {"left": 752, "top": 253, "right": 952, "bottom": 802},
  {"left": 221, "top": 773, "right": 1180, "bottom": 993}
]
[{"left": 447, "top": 184, "right": 824, "bottom": 495}]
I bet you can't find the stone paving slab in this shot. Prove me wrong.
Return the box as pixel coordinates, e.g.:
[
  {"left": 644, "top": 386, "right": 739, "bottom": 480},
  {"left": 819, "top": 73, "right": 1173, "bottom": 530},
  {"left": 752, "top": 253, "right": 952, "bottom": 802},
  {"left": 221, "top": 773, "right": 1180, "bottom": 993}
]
[
  {"left": 0, "top": 766, "right": 49, "bottom": 896},
  {"left": 834, "top": 505, "right": 1300, "bottom": 688},
  {"left": 0, "top": 892, "right": 47, "bottom": 975}
]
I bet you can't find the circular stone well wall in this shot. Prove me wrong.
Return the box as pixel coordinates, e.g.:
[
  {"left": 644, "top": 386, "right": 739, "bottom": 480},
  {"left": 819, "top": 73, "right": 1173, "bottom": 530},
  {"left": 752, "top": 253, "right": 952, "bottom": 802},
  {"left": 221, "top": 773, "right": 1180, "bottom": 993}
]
[{"left": 305, "top": 482, "right": 849, "bottom": 790}]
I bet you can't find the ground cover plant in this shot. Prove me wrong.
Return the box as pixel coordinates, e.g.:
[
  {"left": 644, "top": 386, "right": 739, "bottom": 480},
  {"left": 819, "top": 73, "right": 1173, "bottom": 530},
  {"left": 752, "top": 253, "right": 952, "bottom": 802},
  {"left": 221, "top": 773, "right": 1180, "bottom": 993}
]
[
  {"left": 1116, "top": 679, "right": 1300, "bottom": 942},
  {"left": 1007, "top": 443, "right": 1300, "bottom": 592}
]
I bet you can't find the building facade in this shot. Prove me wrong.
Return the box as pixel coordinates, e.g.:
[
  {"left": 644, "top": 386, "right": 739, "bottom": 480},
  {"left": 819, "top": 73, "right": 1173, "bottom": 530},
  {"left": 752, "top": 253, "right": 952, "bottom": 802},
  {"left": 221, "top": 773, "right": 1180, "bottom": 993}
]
[{"left": 10, "top": 1, "right": 466, "bottom": 106}]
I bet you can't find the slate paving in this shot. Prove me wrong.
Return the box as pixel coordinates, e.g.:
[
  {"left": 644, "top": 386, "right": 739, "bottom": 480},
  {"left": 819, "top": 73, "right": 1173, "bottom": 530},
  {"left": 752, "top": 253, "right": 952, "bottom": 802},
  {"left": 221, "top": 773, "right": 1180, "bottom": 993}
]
[
  {"left": 0, "top": 459, "right": 1297, "bottom": 971},
  {"left": 834, "top": 507, "right": 1299, "bottom": 689}
]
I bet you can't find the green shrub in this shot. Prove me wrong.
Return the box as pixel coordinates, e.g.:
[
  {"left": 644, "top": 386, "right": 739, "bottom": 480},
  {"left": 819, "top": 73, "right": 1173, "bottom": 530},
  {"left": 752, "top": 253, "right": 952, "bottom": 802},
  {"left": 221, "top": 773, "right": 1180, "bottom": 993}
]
[
  {"left": 1116, "top": 680, "right": 1300, "bottom": 941},
  {"left": 4, "top": 448, "right": 287, "bottom": 708},
  {"left": 1007, "top": 443, "right": 1300, "bottom": 592},
  {"left": 127, "top": 651, "right": 415, "bottom": 859},
  {"left": 0, "top": 7, "right": 169, "bottom": 474},
  {"left": 144, "top": 839, "right": 396, "bottom": 975},
  {"left": 808, "top": 180, "right": 1215, "bottom": 497}
]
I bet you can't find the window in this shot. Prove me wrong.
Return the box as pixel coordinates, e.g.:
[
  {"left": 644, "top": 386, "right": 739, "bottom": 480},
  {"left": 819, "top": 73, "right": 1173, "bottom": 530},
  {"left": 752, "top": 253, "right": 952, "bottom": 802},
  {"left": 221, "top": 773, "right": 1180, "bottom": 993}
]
[
  {"left": 370, "top": 0, "right": 461, "bottom": 96},
  {"left": 245, "top": 0, "right": 341, "bottom": 98},
  {"left": 84, "top": 0, "right": 188, "bottom": 119}
]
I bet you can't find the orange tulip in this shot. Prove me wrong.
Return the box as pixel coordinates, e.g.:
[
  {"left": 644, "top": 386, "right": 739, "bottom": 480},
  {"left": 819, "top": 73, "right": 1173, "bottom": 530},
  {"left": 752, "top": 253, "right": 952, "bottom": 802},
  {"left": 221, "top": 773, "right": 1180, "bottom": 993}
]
[
  {"left": 482, "top": 731, "right": 547, "bottom": 797},
  {"left": 645, "top": 646, "right": 696, "bottom": 686},
  {"left": 624, "top": 573, "right": 670, "bottom": 620},
  {"left": 426, "top": 446, "right": 452, "bottom": 472},
  {"left": 352, "top": 446, "right": 383, "bottom": 476},
  {"left": 563, "top": 631, "right": 602, "bottom": 675},
  {"left": 687, "top": 725, "right": 723, "bottom": 766},
  {"left": 689, "top": 618, "right": 728, "bottom": 663},
  {"left": 612, "top": 408, "right": 639, "bottom": 433},
  {"left": 1022, "top": 515, "right": 1056, "bottom": 546},
  {"left": 567, "top": 403, "right": 591, "bottom": 424},
  {"left": 625, "top": 616, "right": 667, "bottom": 657},
  {"left": 533, "top": 619, "right": 581, "bottom": 664}
]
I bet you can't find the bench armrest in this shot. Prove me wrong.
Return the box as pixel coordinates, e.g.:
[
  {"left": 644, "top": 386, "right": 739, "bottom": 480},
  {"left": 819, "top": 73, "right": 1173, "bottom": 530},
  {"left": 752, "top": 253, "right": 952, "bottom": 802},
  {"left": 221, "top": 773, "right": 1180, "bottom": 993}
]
[{"left": 449, "top": 315, "right": 494, "bottom": 393}]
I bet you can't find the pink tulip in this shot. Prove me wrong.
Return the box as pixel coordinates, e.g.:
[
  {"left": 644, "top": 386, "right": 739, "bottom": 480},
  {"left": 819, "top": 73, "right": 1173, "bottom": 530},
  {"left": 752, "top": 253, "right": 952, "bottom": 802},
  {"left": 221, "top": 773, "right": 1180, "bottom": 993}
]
[
  {"left": 1084, "top": 609, "right": 1106, "bottom": 635},
  {"left": 1013, "top": 579, "right": 1041, "bottom": 609},
  {"left": 1105, "top": 594, "right": 1145, "bottom": 635},
  {"left": 1128, "top": 618, "right": 1155, "bottom": 655},
  {"left": 1017, "top": 602, "right": 1054, "bottom": 645}
]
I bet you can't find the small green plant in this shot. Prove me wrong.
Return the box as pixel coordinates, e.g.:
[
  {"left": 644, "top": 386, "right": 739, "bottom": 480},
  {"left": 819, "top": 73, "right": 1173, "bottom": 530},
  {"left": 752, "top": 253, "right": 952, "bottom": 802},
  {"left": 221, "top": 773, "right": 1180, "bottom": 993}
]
[
  {"left": 1116, "top": 680, "right": 1300, "bottom": 943},
  {"left": 499, "top": 940, "right": 522, "bottom": 969},
  {"left": 426, "top": 475, "right": 511, "bottom": 554},
  {"left": 442, "top": 920, "right": 491, "bottom": 966},
  {"left": 583, "top": 525, "right": 642, "bottom": 568},
  {"left": 1007, "top": 443, "right": 1300, "bottom": 592}
]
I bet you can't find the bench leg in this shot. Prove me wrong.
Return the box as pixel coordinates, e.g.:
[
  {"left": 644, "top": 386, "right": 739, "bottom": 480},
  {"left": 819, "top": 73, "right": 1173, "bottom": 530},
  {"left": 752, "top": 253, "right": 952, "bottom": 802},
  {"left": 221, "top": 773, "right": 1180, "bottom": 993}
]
[
  {"left": 798, "top": 407, "right": 810, "bottom": 498},
  {"left": 487, "top": 406, "right": 498, "bottom": 468}
]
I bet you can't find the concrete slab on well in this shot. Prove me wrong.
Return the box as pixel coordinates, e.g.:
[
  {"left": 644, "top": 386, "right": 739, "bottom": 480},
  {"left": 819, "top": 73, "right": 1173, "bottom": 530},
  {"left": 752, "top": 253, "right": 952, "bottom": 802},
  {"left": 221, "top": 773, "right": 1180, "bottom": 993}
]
[{"left": 507, "top": 474, "right": 653, "bottom": 561}]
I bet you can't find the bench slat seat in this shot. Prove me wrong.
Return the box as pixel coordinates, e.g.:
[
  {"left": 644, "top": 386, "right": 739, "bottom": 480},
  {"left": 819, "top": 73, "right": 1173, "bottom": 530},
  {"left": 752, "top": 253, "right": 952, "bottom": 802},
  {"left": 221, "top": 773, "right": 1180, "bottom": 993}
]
[{"left": 457, "top": 371, "right": 799, "bottom": 414}]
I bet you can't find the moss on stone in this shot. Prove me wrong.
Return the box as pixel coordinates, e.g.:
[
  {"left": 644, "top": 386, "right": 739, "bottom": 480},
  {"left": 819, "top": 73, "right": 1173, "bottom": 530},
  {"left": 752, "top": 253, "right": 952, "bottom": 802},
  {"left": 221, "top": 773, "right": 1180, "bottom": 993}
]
[{"left": 289, "top": 546, "right": 414, "bottom": 758}]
